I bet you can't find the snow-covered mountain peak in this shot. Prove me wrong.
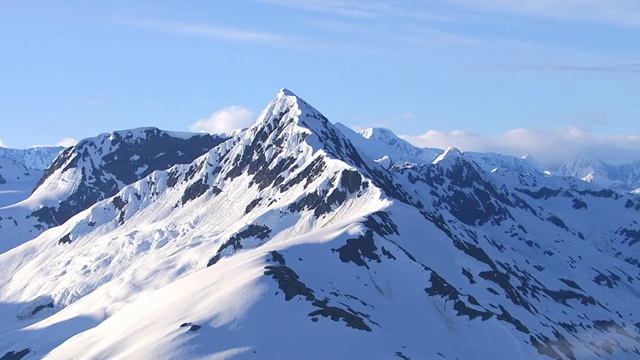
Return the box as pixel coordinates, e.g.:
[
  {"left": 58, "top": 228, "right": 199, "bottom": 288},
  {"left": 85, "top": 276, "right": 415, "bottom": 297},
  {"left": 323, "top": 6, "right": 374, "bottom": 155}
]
[
  {"left": 358, "top": 127, "right": 396, "bottom": 141},
  {"left": 278, "top": 87, "right": 297, "bottom": 97},
  {"left": 250, "top": 89, "right": 325, "bottom": 133},
  {"left": 339, "top": 126, "right": 442, "bottom": 167},
  {"left": 433, "top": 146, "right": 462, "bottom": 164}
]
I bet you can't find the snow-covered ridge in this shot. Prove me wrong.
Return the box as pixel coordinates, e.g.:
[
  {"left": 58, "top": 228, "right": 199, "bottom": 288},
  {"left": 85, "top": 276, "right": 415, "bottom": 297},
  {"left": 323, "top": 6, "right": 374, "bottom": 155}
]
[
  {"left": 0, "top": 146, "right": 63, "bottom": 170},
  {"left": 557, "top": 156, "right": 640, "bottom": 193},
  {"left": 0, "top": 128, "right": 228, "bottom": 253}
]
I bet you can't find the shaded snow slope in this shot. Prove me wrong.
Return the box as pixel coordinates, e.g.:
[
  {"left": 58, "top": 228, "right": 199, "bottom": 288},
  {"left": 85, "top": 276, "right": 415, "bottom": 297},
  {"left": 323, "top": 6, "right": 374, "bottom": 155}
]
[{"left": 0, "top": 158, "right": 43, "bottom": 207}]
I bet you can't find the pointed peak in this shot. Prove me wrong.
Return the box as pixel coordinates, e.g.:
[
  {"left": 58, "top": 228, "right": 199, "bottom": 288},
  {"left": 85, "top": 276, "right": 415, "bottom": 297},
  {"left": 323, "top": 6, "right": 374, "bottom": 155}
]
[
  {"left": 358, "top": 127, "right": 397, "bottom": 140},
  {"left": 279, "top": 88, "right": 297, "bottom": 97},
  {"left": 251, "top": 88, "right": 324, "bottom": 132},
  {"left": 433, "top": 147, "right": 462, "bottom": 164}
]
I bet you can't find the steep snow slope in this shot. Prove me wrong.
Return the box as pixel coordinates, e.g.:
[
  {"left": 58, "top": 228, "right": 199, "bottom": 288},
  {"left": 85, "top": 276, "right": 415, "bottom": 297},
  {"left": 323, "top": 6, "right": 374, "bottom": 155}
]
[
  {"left": 0, "top": 128, "right": 226, "bottom": 254},
  {"left": 0, "top": 89, "right": 639, "bottom": 359},
  {"left": 0, "top": 158, "right": 43, "bottom": 207},
  {"left": 557, "top": 156, "right": 640, "bottom": 193},
  {"left": 0, "top": 146, "right": 63, "bottom": 171}
]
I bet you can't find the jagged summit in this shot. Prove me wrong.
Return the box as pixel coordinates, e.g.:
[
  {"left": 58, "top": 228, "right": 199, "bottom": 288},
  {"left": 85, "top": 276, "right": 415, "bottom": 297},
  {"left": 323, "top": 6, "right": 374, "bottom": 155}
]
[
  {"left": 279, "top": 87, "right": 297, "bottom": 97},
  {"left": 359, "top": 127, "right": 396, "bottom": 141},
  {"left": 433, "top": 146, "right": 463, "bottom": 164},
  {"left": 247, "top": 88, "right": 327, "bottom": 135}
]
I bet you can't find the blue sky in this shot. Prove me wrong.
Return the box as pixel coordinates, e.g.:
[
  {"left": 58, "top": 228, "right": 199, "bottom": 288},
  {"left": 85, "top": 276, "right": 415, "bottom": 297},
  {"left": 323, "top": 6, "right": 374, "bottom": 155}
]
[{"left": 2, "top": 0, "right": 640, "bottom": 165}]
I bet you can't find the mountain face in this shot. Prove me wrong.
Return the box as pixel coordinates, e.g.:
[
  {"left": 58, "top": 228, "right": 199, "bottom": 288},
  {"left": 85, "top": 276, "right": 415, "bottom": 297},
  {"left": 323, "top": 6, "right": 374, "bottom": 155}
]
[
  {"left": 0, "top": 146, "right": 64, "bottom": 171},
  {"left": 0, "top": 128, "right": 227, "bottom": 254},
  {"left": 557, "top": 156, "right": 640, "bottom": 193},
  {"left": 0, "top": 89, "right": 639, "bottom": 360}
]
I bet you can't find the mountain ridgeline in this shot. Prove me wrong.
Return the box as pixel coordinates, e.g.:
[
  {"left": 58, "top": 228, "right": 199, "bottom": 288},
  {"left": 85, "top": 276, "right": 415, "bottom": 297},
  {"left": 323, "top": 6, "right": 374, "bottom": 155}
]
[{"left": 0, "top": 89, "right": 638, "bottom": 360}]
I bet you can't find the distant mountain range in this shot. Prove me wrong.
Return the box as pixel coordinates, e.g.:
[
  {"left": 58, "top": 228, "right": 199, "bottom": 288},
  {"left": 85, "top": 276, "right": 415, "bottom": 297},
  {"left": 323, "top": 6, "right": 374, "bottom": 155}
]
[
  {"left": 0, "top": 89, "right": 638, "bottom": 359},
  {"left": 557, "top": 156, "right": 640, "bottom": 194},
  {"left": 0, "top": 146, "right": 64, "bottom": 170}
]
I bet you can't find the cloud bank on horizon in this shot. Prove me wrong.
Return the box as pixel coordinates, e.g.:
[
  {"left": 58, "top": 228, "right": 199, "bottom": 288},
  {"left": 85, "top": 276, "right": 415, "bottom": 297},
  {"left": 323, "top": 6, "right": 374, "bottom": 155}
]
[
  {"left": 55, "top": 138, "right": 77, "bottom": 147},
  {"left": 401, "top": 127, "right": 640, "bottom": 167},
  {"left": 187, "top": 101, "right": 640, "bottom": 168}
]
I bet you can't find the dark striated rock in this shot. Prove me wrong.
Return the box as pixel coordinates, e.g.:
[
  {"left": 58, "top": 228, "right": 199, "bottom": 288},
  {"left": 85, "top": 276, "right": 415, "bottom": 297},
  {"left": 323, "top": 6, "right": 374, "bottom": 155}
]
[
  {"left": 0, "top": 349, "right": 30, "bottom": 360},
  {"left": 264, "top": 252, "right": 314, "bottom": 302},
  {"left": 207, "top": 225, "right": 272, "bottom": 267},
  {"left": 181, "top": 179, "right": 220, "bottom": 205},
  {"left": 58, "top": 234, "right": 72, "bottom": 245},
  {"left": 332, "top": 230, "right": 381, "bottom": 268},
  {"left": 30, "top": 302, "right": 54, "bottom": 315},
  {"left": 309, "top": 298, "right": 371, "bottom": 332}
]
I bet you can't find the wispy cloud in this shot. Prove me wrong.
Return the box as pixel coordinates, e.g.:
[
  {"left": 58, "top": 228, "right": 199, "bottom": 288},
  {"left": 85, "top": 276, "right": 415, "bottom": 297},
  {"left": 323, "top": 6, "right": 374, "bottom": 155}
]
[
  {"left": 260, "top": 0, "right": 486, "bottom": 22},
  {"left": 507, "top": 63, "right": 640, "bottom": 73},
  {"left": 119, "top": 17, "right": 374, "bottom": 52},
  {"left": 401, "top": 127, "right": 640, "bottom": 167},
  {"left": 190, "top": 106, "right": 255, "bottom": 134},
  {"left": 446, "top": 0, "right": 640, "bottom": 26},
  {"left": 0, "top": 138, "right": 7, "bottom": 148},
  {"left": 56, "top": 138, "right": 77, "bottom": 147},
  {"left": 31, "top": 138, "right": 78, "bottom": 148},
  {"left": 121, "top": 18, "right": 284, "bottom": 43},
  {"left": 258, "top": 0, "right": 382, "bottom": 18}
]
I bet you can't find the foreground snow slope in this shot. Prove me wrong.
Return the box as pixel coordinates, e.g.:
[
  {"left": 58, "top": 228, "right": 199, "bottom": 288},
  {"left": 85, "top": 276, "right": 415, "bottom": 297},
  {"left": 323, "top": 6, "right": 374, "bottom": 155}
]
[{"left": 0, "top": 89, "right": 638, "bottom": 360}]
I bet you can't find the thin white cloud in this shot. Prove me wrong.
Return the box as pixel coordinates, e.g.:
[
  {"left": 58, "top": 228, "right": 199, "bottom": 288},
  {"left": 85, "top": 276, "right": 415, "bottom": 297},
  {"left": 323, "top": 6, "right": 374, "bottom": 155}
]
[
  {"left": 447, "top": 0, "right": 640, "bottom": 26},
  {"left": 260, "top": 0, "right": 483, "bottom": 22},
  {"left": 120, "top": 17, "right": 374, "bottom": 52},
  {"left": 121, "top": 18, "right": 284, "bottom": 42},
  {"left": 56, "top": 138, "right": 77, "bottom": 147},
  {"left": 0, "top": 138, "right": 6, "bottom": 148},
  {"left": 190, "top": 106, "right": 255, "bottom": 134},
  {"left": 401, "top": 127, "right": 640, "bottom": 167},
  {"left": 258, "top": 0, "right": 382, "bottom": 18}
]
